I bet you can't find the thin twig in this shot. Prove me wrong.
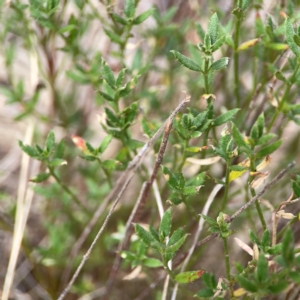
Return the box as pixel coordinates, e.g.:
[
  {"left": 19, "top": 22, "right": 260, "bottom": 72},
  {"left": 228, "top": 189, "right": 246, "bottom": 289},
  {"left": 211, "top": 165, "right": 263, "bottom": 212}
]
[
  {"left": 57, "top": 172, "right": 135, "bottom": 300},
  {"left": 195, "top": 161, "right": 295, "bottom": 249},
  {"left": 228, "top": 162, "right": 295, "bottom": 222},
  {"left": 58, "top": 97, "right": 190, "bottom": 300}
]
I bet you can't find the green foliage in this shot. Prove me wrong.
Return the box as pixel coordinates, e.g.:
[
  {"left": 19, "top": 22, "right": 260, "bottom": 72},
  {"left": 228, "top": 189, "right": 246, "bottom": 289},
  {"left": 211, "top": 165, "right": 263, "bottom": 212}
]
[{"left": 3, "top": 1, "right": 300, "bottom": 299}]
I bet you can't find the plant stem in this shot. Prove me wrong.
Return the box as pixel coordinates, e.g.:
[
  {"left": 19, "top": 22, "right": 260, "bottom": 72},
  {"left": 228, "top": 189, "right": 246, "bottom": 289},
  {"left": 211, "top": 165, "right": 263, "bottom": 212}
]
[
  {"left": 182, "top": 197, "right": 199, "bottom": 220},
  {"left": 223, "top": 237, "right": 234, "bottom": 297},
  {"left": 177, "top": 139, "right": 188, "bottom": 171},
  {"left": 96, "top": 158, "right": 113, "bottom": 188},
  {"left": 204, "top": 57, "right": 210, "bottom": 93},
  {"left": 221, "top": 162, "right": 230, "bottom": 212},
  {"left": 233, "top": 7, "right": 242, "bottom": 107},
  {"left": 249, "top": 159, "right": 267, "bottom": 231}
]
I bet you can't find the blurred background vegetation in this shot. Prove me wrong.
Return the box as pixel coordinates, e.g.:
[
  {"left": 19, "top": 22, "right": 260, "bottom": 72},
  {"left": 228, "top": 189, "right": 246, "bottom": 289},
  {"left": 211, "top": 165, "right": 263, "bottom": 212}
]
[{"left": 0, "top": 0, "right": 300, "bottom": 299}]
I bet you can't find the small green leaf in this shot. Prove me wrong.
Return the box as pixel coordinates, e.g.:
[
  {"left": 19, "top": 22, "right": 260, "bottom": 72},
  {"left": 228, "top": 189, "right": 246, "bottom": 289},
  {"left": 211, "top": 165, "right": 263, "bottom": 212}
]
[
  {"left": 79, "top": 154, "right": 97, "bottom": 161},
  {"left": 86, "top": 142, "right": 95, "bottom": 154},
  {"left": 231, "top": 122, "right": 251, "bottom": 154},
  {"left": 66, "top": 70, "right": 90, "bottom": 84},
  {"left": 99, "top": 91, "right": 114, "bottom": 102},
  {"left": 116, "top": 68, "right": 126, "bottom": 88},
  {"left": 275, "top": 71, "right": 288, "bottom": 83},
  {"left": 102, "top": 159, "right": 120, "bottom": 170},
  {"left": 241, "top": 0, "right": 251, "bottom": 11},
  {"left": 161, "top": 166, "right": 180, "bottom": 190},
  {"left": 191, "top": 131, "right": 202, "bottom": 138},
  {"left": 165, "top": 234, "right": 189, "bottom": 259},
  {"left": 58, "top": 24, "right": 77, "bottom": 33},
  {"left": 266, "top": 43, "right": 288, "bottom": 51},
  {"left": 195, "top": 288, "right": 214, "bottom": 297},
  {"left": 170, "top": 50, "right": 202, "bottom": 72},
  {"left": 134, "top": 224, "right": 156, "bottom": 248},
  {"left": 142, "top": 257, "right": 163, "bottom": 268},
  {"left": 282, "top": 228, "right": 294, "bottom": 267},
  {"left": 202, "top": 272, "right": 217, "bottom": 289},
  {"left": 285, "top": 18, "right": 300, "bottom": 57},
  {"left": 133, "top": 8, "right": 153, "bottom": 25},
  {"left": 196, "top": 23, "right": 205, "bottom": 41},
  {"left": 175, "top": 270, "right": 205, "bottom": 284},
  {"left": 183, "top": 186, "right": 202, "bottom": 196},
  {"left": 255, "top": 140, "right": 282, "bottom": 158},
  {"left": 211, "top": 35, "right": 226, "bottom": 52},
  {"left": 268, "top": 281, "right": 289, "bottom": 294},
  {"left": 159, "top": 208, "right": 172, "bottom": 239},
  {"left": 104, "top": 28, "right": 123, "bottom": 44},
  {"left": 168, "top": 227, "right": 184, "bottom": 247},
  {"left": 210, "top": 57, "right": 229, "bottom": 71},
  {"left": 149, "top": 225, "right": 160, "bottom": 241},
  {"left": 251, "top": 113, "right": 265, "bottom": 140},
  {"left": 249, "top": 229, "right": 260, "bottom": 245},
  {"left": 293, "top": 34, "right": 300, "bottom": 47},
  {"left": 255, "top": 253, "right": 268, "bottom": 283},
  {"left": 19, "top": 141, "right": 39, "bottom": 158},
  {"left": 99, "top": 135, "right": 113, "bottom": 153},
  {"left": 204, "top": 33, "right": 211, "bottom": 50},
  {"left": 200, "top": 214, "right": 217, "bottom": 227},
  {"left": 236, "top": 275, "right": 257, "bottom": 293},
  {"left": 53, "top": 139, "right": 65, "bottom": 159},
  {"left": 30, "top": 172, "right": 51, "bottom": 183},
  {"left": 185, "top": 147, "right": 206, "bottom": 153},
  {"left": 124, "top": 0, "right": 135, "bottom": 18},
  {"left": 102, "top": 60, "right": 115, "bottom": 89},
  {"left": 105, "top": 108, "right": 119, "bottom": 127},
  {"left": 45, "top": 131, "right": 55, "bottom": 153},
  {"left": 213, "top": 108, "right": 239, "bottom": 126},
  {"left": 207, "top": 13, "right": 219, "bottom": 44},
  {"left": 257, "top": 133, "right": 276, "bottom": 146},
  {"left": 111, "top": 13, "right": 128, "bottom": 25},
  {"left": 289, "top": 271, "right": 300, "bottom": 284},
  {"left": 192, "top": 111, "right": 207, "bottom": 128},
  {"left": 261, "top": 229, "right": 270, "bottom": 248},
  {"left": 292, "top": 180, "right": 300, "bottom": 197},
  {"left": 49, "top": 158, "right": 67, "bottom": 167}
]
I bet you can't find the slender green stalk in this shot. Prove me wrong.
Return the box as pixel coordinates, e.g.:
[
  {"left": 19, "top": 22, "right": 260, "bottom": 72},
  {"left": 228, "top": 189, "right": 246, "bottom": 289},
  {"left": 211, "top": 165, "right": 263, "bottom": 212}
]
[
  {"left": 233, "top": 15, "right": 241, "bottom": 107},
  {"left": 223, "top": 237, "right": 234, "bottom": 297},
  {"left": 182, "top": 197, "right": 199, "bottom": 220},
  {"left": 48, "top": 167, "right": 90, "bottom": 214},
  {"left": 203, "top": 57, "right": 210, "bottom": 94},
  {"left": 96, "top": 158, "right": 113, "bottom": 188},
  {"left": 267, "top": 63, "right": 300, "bottom": 133},
  {"left": 221, "top": 162, "right": 230, "bottom": 212},
  {"left": 177, "top": 139, "right": 188, "bottom": 171}
]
